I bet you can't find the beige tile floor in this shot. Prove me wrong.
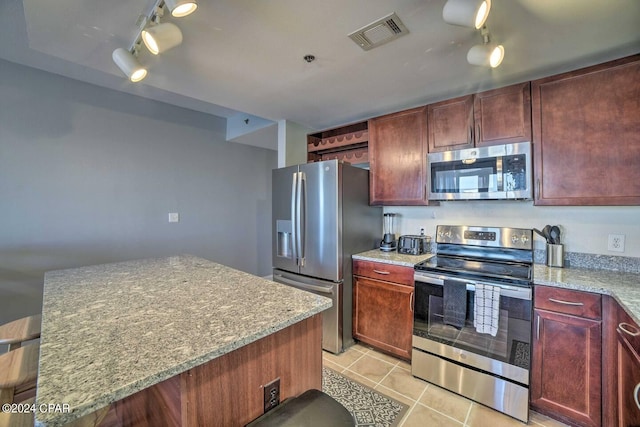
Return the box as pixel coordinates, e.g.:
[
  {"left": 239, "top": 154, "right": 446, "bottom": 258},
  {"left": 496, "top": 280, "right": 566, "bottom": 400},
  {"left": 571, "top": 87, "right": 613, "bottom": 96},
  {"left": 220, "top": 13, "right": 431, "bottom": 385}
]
[{"left": 323, "top": 344, "right": 569, "bottom": 427}]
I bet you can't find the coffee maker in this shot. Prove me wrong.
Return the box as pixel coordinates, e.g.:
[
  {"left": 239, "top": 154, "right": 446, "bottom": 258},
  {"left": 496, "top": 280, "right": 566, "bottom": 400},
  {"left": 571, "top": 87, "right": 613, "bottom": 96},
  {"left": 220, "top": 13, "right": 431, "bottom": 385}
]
[{"left": 380, "top": 213, "right": 397, "bottom": 252}]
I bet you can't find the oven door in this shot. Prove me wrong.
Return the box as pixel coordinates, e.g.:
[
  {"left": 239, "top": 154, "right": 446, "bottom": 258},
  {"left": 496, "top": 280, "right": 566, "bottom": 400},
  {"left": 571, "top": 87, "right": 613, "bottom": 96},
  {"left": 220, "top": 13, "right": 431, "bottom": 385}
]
[{"left": 413, "top": 271, "right": 532, "bottom": 384}]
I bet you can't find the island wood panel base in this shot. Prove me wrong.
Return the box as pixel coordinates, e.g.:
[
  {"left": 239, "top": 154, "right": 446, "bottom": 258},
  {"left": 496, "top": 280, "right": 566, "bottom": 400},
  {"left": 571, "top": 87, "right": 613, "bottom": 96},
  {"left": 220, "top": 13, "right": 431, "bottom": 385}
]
[{"left": 100, "top": 314, "right": 322, "bottom": 427}]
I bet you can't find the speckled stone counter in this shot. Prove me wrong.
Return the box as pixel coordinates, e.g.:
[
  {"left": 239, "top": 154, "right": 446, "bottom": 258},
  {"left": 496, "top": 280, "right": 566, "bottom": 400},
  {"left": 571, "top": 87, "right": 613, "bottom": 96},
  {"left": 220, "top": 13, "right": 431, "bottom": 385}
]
[
  {"left": 353, "top": 250, "right": 639, "bottom": 326},
  {"left": 35, "top": 255, "right": 331, "bottom": 427},
  {"left": 534, "top": 264, "right": 640, "bottom": 325},
  {"left": 352, "top": 249, "right": 434, "bottom": 267}
]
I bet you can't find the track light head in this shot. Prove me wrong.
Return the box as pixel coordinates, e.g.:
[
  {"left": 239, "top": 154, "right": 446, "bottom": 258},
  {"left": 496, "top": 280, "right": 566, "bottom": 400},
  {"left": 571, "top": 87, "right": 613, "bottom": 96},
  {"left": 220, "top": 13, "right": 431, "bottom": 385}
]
[
  {"left": 141, "top": 22, "right": 183, "bottom": 55},
  {"left": 467, "top": 44, "right": 504, "bottom": 68},
  {"left": 165, "top": 0, "right": 198, "bottom": 17},
  {"left": 443, "top": 0, "right": 491, "bottom": 29},
  {"left": 112, "top": 48, "right": 147, "bottom": 82}
]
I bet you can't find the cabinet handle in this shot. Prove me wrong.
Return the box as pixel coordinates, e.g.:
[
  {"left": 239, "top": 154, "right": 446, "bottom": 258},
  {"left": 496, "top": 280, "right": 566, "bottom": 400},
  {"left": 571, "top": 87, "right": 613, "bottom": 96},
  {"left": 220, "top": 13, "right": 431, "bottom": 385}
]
[
  {"left": 410, "top": 291, "right": 414, "bottom": 313},
  {"left": 536, "top": 179, "right": 540, "bottom": 200},
  {"left": 548, "top": 298, "right": 584, "bottom": 306},
  {"left": 635, "top": 383, "right": 640, "bottom": 410},
  {"left": 468, "top": 125, "right": 473, "bottom": 144},
  {"left": 476, "top": 123, "right": 481, "bottom": 144},
  {"left": 536, "top": 315, "right": 540, "bottom": 341},
  {"left": 619, "top": 322, "right": 640, "bottom": 337},
  {"left": 373, "top": 269, "right": 390, "bottom": 275}
]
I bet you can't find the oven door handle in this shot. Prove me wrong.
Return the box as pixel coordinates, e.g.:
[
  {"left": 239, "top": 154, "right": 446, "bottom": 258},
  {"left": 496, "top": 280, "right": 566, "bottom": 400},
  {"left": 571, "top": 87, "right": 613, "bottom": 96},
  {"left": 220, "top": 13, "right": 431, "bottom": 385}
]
[{"left": 414, "top": 272, "right": 532, "bottom": 301}]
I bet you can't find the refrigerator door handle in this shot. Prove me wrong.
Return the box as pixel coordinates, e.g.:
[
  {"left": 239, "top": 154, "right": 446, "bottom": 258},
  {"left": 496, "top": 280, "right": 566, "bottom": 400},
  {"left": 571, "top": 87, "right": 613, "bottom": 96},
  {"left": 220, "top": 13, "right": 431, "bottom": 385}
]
[
  {"left": 273, "top": 273, "right": 334, "bottom": 295},
  {"left": 290, "top": 172, "right": 299, "bottom": 262},
  {"left": 298, "top": 171, "right": 306, "bottom": 267}
]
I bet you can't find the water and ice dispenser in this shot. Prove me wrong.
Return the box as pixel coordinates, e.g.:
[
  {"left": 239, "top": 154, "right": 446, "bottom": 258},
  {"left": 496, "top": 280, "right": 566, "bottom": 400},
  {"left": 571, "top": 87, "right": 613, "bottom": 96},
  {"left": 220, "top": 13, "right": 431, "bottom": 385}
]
[{"left": 276, "top": 220, "right": 292, "bottom": 258}]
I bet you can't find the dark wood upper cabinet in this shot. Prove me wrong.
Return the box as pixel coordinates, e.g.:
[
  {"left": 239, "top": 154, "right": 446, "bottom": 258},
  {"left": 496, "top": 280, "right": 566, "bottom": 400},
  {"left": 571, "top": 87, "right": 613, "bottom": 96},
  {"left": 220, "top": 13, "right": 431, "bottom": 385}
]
[
  {"left": 427, "top": 82, "right": 532, "bottom": 153},
  {"left": 474, "top": 82, "right": 532, "bottom": 147},
  {"left": 368, "top": 106, "right": 429, "bottom": 205},
  {"left": 427, "top": 94, "right": 474, "bottom": 152},
  {"left": 531, "top": 54, "right": 640, "bottom": 205}
]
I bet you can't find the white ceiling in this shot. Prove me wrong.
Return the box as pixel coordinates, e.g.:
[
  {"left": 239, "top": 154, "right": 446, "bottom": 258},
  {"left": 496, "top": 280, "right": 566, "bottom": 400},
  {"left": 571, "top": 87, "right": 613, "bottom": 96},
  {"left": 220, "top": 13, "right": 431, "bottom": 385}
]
[{"left": 1, "top": 0, "right": 639, "bottom": 141}]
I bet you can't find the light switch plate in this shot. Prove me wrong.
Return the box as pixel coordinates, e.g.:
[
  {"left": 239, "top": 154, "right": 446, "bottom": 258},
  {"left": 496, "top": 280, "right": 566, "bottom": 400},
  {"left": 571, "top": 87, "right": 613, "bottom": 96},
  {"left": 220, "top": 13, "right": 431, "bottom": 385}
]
[{"left": 168, "top": 212, "right": 179, "bottom": 223}]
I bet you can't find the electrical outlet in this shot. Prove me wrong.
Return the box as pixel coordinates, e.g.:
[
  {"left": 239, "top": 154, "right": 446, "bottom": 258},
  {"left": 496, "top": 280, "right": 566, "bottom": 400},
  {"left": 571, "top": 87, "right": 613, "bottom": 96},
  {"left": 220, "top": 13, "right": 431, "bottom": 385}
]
[
  {"left": 607, "top": 234, "right": 625, "bottom": 252},
  {"left": 263, "top": 378, "right": 280, "bottom": 413}
]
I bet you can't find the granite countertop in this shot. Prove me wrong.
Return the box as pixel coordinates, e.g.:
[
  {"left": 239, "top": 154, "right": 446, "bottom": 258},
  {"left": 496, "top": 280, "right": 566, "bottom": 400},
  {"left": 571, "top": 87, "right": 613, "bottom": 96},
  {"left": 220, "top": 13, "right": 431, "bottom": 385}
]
[
  {"left": 352, "top": 249, "right": 434, "bottom": 267},
  {"left": 35, "top": 255, "right": 331, "bottom": 427},
  {"left": 534, "top": 264, "right": 640, "bottom": 325},
  {"left": 352, "top": 250, "right": 640, "bottom": 325}
]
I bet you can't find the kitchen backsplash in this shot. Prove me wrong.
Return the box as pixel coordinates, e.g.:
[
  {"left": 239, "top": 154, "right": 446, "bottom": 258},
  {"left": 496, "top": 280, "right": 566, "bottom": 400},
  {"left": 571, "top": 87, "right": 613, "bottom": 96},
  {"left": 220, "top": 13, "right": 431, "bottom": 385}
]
[
  {"left": 383, "top": 203, "right": 640, "bottom": 258},
  {"left": 533, "top": 249, "right": 640, "bottom": 273}
]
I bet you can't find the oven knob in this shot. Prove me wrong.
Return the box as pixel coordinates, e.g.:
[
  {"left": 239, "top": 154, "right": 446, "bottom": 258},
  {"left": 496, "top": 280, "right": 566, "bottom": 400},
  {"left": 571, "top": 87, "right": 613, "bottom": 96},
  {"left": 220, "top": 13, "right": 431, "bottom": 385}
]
[
  {"left": 520, "top": 235, "right": 529, "bottom": 244},
  {"left": 511, "top": 234, "right": 519, "bottom": 244}
]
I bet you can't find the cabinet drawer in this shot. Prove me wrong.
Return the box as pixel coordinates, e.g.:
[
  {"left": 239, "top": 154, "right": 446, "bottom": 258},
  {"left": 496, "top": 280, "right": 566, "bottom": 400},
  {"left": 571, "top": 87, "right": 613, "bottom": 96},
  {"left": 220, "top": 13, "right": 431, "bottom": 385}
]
[
  {"left": 353, "top": 260, "right": 414, "bottom": 286},
  {"left": 535, "top": 285, "right": 601, "bottom": 320}
]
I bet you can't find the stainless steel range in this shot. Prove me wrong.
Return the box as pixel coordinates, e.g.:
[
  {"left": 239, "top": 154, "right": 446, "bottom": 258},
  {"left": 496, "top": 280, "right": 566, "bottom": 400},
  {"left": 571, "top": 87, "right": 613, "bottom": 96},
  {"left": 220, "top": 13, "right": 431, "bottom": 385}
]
[{"left": 412, "top": 225, "right": 533, "bottom": 422}]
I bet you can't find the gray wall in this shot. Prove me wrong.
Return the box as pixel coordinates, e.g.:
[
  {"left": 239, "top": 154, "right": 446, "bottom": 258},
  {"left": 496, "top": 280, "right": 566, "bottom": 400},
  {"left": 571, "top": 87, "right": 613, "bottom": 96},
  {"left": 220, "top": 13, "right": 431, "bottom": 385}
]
[{"left": 0, "top": 59, "right": 277, "bottom": 325}]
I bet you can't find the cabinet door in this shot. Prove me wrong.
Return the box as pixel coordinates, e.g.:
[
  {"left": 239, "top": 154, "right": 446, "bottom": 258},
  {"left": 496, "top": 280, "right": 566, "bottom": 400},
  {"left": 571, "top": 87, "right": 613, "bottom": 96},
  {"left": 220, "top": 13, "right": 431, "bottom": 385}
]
[
  {"left": 353, "top": 276, "right": 413, "bottom": 360},
  {"left": 616, "top": 311, "right": 640, "bottom": 426},
  {"left": 352, "top": 259, "right": 414, "bottom": 286},
  {"left": 474, "top": 82, "right": 532, "bottom": 147},
  {"left": 427, "top": 95, "right": 474, "bottom": 152},
  {"left": 368, "top": 106, "right": 428, "bottom": 205},
  {"left": 531, "top": 309, "right": 602, "bottom": 427},
  {"left": 531, "top": 54, "right": 640, "bottom": 205}
]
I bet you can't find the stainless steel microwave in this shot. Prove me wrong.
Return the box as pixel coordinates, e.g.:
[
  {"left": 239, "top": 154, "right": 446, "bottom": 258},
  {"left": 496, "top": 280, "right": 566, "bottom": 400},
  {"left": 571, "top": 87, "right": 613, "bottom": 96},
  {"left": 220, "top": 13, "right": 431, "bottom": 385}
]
[{"left": 427, "top": 141, "right": 532, "bottom": 201}]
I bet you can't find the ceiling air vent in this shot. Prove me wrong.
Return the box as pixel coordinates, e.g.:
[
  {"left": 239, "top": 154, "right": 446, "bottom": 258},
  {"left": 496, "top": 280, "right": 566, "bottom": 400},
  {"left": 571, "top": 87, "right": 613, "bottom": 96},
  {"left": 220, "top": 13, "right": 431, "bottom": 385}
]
[{"left": 348, "top": 12, "right": 409, "bottom": 51}]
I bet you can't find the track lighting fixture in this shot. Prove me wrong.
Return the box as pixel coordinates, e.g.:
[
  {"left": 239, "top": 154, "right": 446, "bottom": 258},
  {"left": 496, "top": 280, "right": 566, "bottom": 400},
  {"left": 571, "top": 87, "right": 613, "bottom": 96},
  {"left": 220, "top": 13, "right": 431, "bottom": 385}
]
[
  {"left": 112, "top": 48, "right": 148, "bottom": 82},
  {"left": 467, "top": 44, "right": 504, "bottom": 68},
  {"left": 165, "top": 0, "right": 198, "bottom": 17},
  {"left": 112, "top": 0, "right": 196, "bottom": 82},
  {"left": 141, "top": 22, "right": 183, "bottom": 55},
  {"left": 443, "top": 0, "right": 491, "bottom": 29},
  {"left": 467, "top": 26, "right": 504, "bottom": 68}
]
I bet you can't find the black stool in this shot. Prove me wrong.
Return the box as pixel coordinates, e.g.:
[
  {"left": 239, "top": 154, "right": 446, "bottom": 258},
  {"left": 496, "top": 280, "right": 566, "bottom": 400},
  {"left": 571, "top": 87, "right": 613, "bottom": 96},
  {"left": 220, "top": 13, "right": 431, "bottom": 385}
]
[{"left": 247, "top": 389, "right": 355, "bottom": 427}]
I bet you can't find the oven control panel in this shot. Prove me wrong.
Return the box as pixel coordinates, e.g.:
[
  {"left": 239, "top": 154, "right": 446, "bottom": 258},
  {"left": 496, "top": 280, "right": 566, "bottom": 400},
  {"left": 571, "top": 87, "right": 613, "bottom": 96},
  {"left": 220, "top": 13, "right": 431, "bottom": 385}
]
[
  {"left": 463, "top": 230, "right": 496, "bottom": 241},
  {"left": 436, "top": 225, "right": 532, "bottom": 250}
]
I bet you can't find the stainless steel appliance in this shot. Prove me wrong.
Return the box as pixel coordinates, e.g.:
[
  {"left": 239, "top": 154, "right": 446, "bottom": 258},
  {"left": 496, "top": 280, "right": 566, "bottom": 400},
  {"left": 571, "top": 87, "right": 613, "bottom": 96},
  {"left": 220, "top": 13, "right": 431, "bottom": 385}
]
[
  {"left": 428, "top": 141, "right": 532, "bottom": 201},
  {"left": 272, "top": 159, "right": 382, "bottom": 354},
  {"left": 398, "top": 234, "right": 431, "bottom": 255},
  {"left": 379, "top": 213, "right": 397, "bottom": 252},
  {"left": 412, "top": 225, "right": 533, "bottom": 422}
]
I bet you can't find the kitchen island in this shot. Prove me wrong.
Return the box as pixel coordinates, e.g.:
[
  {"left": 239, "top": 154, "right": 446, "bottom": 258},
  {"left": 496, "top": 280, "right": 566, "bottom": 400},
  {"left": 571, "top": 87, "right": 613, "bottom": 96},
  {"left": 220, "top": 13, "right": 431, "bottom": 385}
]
[{"left": 35, "top": 255, "right": 331, "bottom": 427}]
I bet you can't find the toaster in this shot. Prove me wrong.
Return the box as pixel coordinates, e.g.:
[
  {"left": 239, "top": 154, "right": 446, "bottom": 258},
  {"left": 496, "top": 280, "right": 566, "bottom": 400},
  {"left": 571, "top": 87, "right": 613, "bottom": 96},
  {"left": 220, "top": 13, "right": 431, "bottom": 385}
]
[{"left": 397, "top": 235, "right": 431, "bottom": 255}]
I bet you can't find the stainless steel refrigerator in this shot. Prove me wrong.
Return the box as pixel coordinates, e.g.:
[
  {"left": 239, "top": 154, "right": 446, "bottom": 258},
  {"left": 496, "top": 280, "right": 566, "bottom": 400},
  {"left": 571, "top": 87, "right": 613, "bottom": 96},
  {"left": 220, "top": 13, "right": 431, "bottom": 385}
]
[{"left": 272, "top": 159, "right": 382, "bottom": 354}]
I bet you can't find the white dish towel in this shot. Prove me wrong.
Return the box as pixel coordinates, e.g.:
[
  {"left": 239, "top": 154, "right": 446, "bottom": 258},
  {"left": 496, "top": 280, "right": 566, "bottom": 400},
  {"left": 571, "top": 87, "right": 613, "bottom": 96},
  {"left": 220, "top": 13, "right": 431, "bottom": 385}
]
[{"left": 474, "top": 284, "right": 501, "bottom": 337}]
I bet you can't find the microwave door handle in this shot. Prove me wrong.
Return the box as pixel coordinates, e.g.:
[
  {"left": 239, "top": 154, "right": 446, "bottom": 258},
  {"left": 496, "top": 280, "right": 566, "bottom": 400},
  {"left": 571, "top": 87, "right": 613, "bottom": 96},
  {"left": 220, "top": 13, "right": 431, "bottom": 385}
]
[{"left": 496, "top": 156, "right": 503, "bottom": 191}]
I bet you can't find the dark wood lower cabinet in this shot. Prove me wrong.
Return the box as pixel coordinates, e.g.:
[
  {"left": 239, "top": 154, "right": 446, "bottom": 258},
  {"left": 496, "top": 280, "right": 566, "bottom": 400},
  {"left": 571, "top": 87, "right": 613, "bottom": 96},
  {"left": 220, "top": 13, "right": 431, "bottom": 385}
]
[
  {"left": 353, "top": 275, "right": 413, "bottom": 360},
  {"left": 531, "top": 308, "right": 602, "bottom": 427},
  {"left": 611, "top": 300, "right": 640, "bottom": 427}
]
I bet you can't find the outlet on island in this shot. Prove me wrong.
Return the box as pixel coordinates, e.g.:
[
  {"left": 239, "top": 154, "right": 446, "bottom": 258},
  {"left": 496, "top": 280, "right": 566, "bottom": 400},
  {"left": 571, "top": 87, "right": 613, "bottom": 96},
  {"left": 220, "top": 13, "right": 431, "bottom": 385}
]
[{"left": 263, "top": 378, "right": 280, "bottom": 413}]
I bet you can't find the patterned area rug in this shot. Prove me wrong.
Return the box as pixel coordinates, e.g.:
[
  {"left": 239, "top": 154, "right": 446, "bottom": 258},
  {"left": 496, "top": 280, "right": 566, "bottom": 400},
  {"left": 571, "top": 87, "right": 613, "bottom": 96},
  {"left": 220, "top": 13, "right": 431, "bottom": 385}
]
[
  {"left": 322, "top": 367, "right": 409, "bottom": 427},
  {"left": 509, "top": 339, "right": 530, "bottom": 369}
]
